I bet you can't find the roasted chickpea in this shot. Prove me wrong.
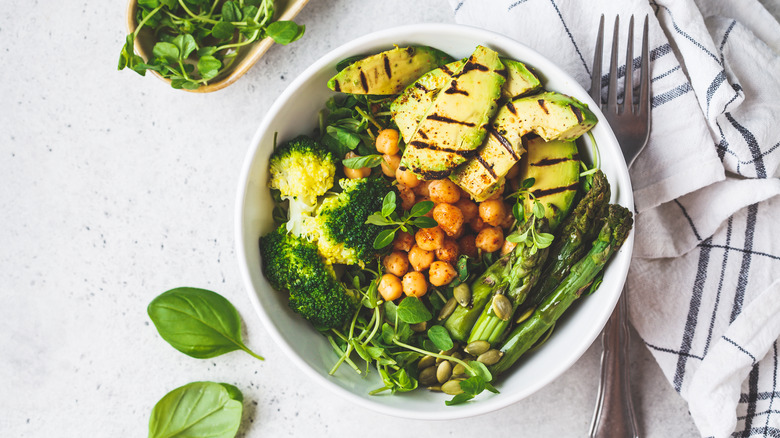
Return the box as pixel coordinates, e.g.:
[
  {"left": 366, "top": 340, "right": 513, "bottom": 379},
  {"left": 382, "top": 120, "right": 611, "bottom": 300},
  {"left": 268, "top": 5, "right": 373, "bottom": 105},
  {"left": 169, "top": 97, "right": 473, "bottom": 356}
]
[
  {"left": 378, "top": 274, "right": 403, "bottom": 301},
  {"left": 435, "top": 239, "right": 459, "bottom": 263},
  {"left": 408, "top": 244, "right": 435, "bottom": 271},
  {"left": 402, "top": 271, "right": 428, "bottom": 297},
  {"left": 458, "top": 234, "right": 478, "bottom": 259},
  {"left": 428, "top": 261, "right": 457, "bottom": 286},
  {"left": 343, "top": 151, "right": 371, "bottom": 179},
  {"left": 375, "top": 128, "right": 400, "bottom": 155},
  {"left": 396, "top": 167, "right": 421, "bottom": 188},
  {"left": 479, "top": 199, "right": 507, "bottom": 227},
  {"left": 432, "top": 203, "right": 464, "bottom": 237},
  {"left": 501, "top": 206, "right": 516, "bottom": 229},
  {"left": 469, "top": 216, "right": 488, "bottom": 233},
  {"left": 383, "top": 251, "right": 409, "bottom": 277},
  {"left": 415, "top": 226, "right": 445, "bottom": 251},
  {"left": 476, "top": 226, "right": 504, "bottom": 253},
  {"left": 381, "top": 154, "right": 401, "bottom": 177},
  {"left": 454, "top": 198, "right": 478, "bottom": 222},
  {"left": 501, "top": 237, "right": 517, "bottom": 255},
  {"left": 412, "top": 180, "right": 432, "bottom": 197},
  {"left": 392, "top": 231, "right": 414, "bottom": 252},
  {"left": 428, "top": 179, "right": 461, "bottom": 204},
  {"left": 396, "top": 185, "right": 416, "bottom": 211}
]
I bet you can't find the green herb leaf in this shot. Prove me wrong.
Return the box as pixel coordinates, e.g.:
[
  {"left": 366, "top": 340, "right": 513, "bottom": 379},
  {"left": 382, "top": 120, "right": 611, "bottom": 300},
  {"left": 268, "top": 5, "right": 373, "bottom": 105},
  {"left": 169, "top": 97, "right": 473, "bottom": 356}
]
[
  {"left": 148, "top": 381, "right": 242, "bottom": 438},
  {"left": 266, "top": 21, "right": 305, "bottom": 45},
  {"left": 445, "top": 392, "right": 474, "bottom": 406},
  {"left": 396, "top": 297, "right": 432, "bottom": 324},
  {"left": 336, "top": 54, "right": 366, "bottom": 71},
  {"left": 381, "top": 191, "right": 397, "bottom": 217},
  {"left": 212, "top": 21, "right": 235, "bottom": 40},
  {"left": 173, "top": 34, "right": 198, "bottom": 59},
  {"left": 221, "top": 1, "right": 242, "bottom": 22},
  {"left": 343, "top": 154, "right": 382, "bottom": 169},
  {"left": 197, "top": 55, "right": 222, "bottom": 80},
  {"left": 409, "top": 200, "right": 434, "bottom": 217},
  {"left": 384, "top": 300, "right": 398, "bottom": 323},
  {"left": 365, "top": 213, "right": 393, "bottom": 227},
  {"left": 147, "top": 287, "right": 264, "bottom": 360},
  {"left": 532, "top": 200, "right": 545, "bottom": 219},
  {"left": 373, "top": 229, "right": 396, "bottom": 249},
  {"left": 412, "top": 216, "right": 439, "bottom": 229},
  {"left": 512, "top": 201, "right": 525, "bottom": 222},
  {"left": 534, "top": 231, "right": 554, "bottom": 249},
  {"left": 152, "top": 42, "right": 179, "bottom": 63},
  {"left": 381, "top": 322, "right": 396, "bottom": 344},
  {"left": 522, "top": 177, "right": 536, "bottom": 189},
  {"left": 427, "top": 325, "right": 453, "bottom": 351}
]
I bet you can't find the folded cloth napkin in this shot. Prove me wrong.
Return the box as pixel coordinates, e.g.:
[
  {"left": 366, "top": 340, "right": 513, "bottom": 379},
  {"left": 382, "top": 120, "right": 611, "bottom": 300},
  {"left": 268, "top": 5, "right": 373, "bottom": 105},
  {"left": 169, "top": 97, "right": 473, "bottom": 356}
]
[{"left": 448, "top": 0, "right": 780, "bottom": 436}]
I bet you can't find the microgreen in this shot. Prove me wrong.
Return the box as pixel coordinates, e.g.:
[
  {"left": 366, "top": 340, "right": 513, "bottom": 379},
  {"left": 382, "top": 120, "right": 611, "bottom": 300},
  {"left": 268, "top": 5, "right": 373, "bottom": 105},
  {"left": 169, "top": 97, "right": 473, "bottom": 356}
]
[
  {"left": 119, "top": 0, "right": 305, "bottom": 89},
  {"left": 506, "top": 178, "right": 555, "bottom": 254},
  {"left": 366, "top": 193, "right": 437, "bottom": 249},
  {"left": 342, "top": 154, "right": 383, "bottom": 169}
]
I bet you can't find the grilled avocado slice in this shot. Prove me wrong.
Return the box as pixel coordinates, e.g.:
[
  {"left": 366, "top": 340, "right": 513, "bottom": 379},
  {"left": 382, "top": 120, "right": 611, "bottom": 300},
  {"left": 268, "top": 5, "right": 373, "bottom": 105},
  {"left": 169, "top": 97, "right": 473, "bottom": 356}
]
[
  {"left": 327, "top": 46, "right": 454, "bottom": 95},
  {"left": 500, "top": 58, "right": 542, "bottom": 99},
  {"left": 400, "top": 45, "right": 505, "bottom": 179},
  {"left": 450, "top": 91, "right": 596, "bottom": 200}
]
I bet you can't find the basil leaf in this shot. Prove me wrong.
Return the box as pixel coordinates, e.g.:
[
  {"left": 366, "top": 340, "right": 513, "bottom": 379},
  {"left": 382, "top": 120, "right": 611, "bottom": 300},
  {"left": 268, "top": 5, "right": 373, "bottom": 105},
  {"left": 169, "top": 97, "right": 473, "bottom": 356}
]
[
  {"left": 409, "top": 200, "right": 434, "bottom": 217},
  {"left": 148, "top": 381, "right": 242, "bottom": 438},
  {"left": 266, "top": 21, "right": 305, "bottom": 45},
  {"left": 396, "top": 297, "right": 432, "bottom": 324},
  {"left": 342, "top": 154, "right": 382, "bottom": 169},
  {"left": 427, "top": 325, "right": 453, "bottom": 351},
  {"left": 412, "top": 216, "right": 439, "bottom": 228},
  {"left": 147, "top": 287, "right": 264, "bottom": 360},
  {"left": 373, "top": 229, "right": 396, "bottom": 249}
]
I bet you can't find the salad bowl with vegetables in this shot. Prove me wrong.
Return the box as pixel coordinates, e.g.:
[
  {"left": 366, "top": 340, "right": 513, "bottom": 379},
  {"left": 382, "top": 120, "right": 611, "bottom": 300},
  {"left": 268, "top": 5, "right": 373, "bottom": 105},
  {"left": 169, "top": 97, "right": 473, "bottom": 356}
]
[{"left": 236, "top": 24, "right": 634, "bottom": 419}]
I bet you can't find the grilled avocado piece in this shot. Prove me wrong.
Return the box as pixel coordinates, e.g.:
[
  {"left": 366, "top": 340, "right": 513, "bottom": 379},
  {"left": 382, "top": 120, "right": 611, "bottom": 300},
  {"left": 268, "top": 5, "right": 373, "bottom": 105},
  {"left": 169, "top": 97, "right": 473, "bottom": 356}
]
[
  {"left": 327, "top": 46, "right": 454, "bottom": 95},
  {"left": 500, "top": 58, "right": 542, "bottom": 99},
  {"left": 450, "top": 92, "right": 595, "bottom": 200},
  {"left": 400, "top": 45, "right": 505, "bottom": 179}
]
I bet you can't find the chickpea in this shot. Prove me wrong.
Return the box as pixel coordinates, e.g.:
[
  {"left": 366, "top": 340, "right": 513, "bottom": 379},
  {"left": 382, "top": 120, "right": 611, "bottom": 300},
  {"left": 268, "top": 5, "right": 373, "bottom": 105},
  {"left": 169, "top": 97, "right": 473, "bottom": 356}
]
[
  {"left": 380, "top": 154, "right": 401, "bottom": 177},
  {"left": 378, "top": 274, "right": 403, "bottom": 301},
  {"left": 343, "top": 151, "right": 371, "bottom": 179},
  {"left": 412, "top": 179, "right": 432, "bottom": 197},
  {"left": 458, "top": 234, "right": 478, "bottom": 259},
  {"left": 501, "top": 206, "right": 516, "bottom": 230},
  {"left": 432, "top": 203, "right": 464, "bottom": 237},
  {"left": 501, "top": 238, "right": 517, "bottom": 255},
  {"left": 415, "top": 226, "right": 445, "bottom": 251},
  {"left": 396, "top": 167, "right": 421, "bottom": 188},
  {"left": 392, "top": 231, "right": 414, "bottom": 252},
  {"left": 435, "top": 239, "right": 459, "bottom": 263},
  {"left": 402, "top": 271, "right": 428, "bottom": 298},
  {"left": 375, "top": 128, "right": 400, "bottom": 155},
  {"left": 408, "top": 244, "right": 435, "bottom": 271},
  {"left": 454, "top": 198, "right": 478, "bottom": 222},
  {"left": 476, "top": 226, "right": 504, "bottom": 253},
  {"left": 429, "top": 261, "right": 457, "bottom": 286},
  {"left": 469, "top": 216, "right": 488, "bottom": 233},
  {"left": 428, "top": 179, "right": 461, "bottom": 204},
  {"left": 479, "top": 199, "right": 508, "bottom": 227},
  {"left": 396, "top": 185, "right": 416, "bottom": 211},
  {"left": 383, "top": 251, "right": 409, "bottom": 277}
]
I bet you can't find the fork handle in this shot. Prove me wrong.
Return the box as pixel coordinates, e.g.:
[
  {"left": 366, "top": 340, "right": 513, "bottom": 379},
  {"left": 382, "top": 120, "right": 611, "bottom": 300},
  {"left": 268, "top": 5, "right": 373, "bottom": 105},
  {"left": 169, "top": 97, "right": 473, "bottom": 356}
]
[{"left": 589, "top": 293, "right": 640, "bottom": 438}]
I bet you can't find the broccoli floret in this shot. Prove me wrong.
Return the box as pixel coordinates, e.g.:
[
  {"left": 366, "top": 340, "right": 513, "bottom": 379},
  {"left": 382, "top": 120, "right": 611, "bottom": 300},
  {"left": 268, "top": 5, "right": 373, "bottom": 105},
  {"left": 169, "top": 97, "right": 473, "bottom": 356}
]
[
  {"left": 259, "top": 225, "right": 357, "bottom": 329},
  {"left": 269, "top": 134, "right": 336, "bottom": 209},
  {"left": 311, "top": 177, "right": 395, "bottom": 266}
]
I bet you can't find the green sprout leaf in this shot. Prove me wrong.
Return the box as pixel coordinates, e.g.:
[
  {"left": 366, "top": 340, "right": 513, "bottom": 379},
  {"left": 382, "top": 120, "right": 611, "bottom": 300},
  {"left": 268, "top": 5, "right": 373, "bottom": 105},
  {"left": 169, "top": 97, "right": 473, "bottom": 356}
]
[
  {"left": 266, "top": 21, "right": 305, "bottom": 45},
  {"left": 396, "top": 297, "right": 432, "bottom": 324},
  {"left": 427, "top": 325, "right": 453, "bottom": 351},
  {"left": 343, "top": 154, "right": 383, "bottom": 170}
]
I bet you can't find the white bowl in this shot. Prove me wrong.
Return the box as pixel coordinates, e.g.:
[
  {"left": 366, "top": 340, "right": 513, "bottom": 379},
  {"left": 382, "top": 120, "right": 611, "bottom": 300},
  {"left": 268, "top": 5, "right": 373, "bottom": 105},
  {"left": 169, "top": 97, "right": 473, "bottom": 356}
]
[{"left": 235, "top": 23, "right": 634, "bottom": 420}]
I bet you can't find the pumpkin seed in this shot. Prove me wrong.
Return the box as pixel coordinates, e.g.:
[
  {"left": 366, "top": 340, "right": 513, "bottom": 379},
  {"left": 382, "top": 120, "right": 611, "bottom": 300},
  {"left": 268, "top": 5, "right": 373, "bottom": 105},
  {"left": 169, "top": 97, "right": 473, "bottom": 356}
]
[
  {"left": 435, "top": 348, "right": 456, "bottom": 364},
  {"left": 441, "top": 379, "right": 464, "bottom": 395},
  {"left": 436, "top": 361, "right": 452, "bottom": 383},
  {"left": 477, "top": 349, "right": 503, "bottom": 366},
  {"left": 418, "top": 355, "right": 436, "bottom": 370},
  {"left": 452, "top": 362, "right": 466, "bottom": 376},
  {"left": 515, "top": 306, "right": 534, "bottom": 324},
  {"left": 464, "top": 340, "right": 491, "bottom": 356},
  {"left": 419, "top": 366, "right": 438, "bottom": 386},
  {"left": 410, "top": 321, "right": 427, "bottom": 332},
  {"left": 437, "top": 297, "right": 458, "bottom": 321},
  {"left": 491, "top": 294, "right": 513, "bottom": 321},
  {"left": 454, "top": 283, "right": 471, "bottom": 307}
]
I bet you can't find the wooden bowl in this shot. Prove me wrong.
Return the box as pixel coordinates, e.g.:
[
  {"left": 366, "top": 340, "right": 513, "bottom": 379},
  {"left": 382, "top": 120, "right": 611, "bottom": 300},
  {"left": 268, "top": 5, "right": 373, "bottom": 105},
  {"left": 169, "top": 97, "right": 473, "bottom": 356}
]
[{"left": 125, "top": 0, "right": 310, "bottom": 93}]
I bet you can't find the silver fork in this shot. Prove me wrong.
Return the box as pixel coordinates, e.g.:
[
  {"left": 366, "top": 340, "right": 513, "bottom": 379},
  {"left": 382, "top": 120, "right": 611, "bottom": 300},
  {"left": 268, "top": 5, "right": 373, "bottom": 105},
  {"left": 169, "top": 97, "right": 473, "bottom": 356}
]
[{"left": 588, "top": 15, "right": 650, "bottom": 438}]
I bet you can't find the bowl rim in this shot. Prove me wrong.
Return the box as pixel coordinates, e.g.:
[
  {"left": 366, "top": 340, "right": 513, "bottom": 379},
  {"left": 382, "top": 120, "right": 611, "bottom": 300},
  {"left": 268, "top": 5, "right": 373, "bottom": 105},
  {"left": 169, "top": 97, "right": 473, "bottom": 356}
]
[{"left": 235, "top": 22, "right": 634, "bottom": 420}]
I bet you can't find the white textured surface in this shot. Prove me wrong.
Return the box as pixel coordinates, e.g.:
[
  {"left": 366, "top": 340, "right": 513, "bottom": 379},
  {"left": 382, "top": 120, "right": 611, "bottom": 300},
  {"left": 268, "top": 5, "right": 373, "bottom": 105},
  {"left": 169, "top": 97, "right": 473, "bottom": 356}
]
[{"left": 0, "top": 0, "right": 698, "bottom": 436}]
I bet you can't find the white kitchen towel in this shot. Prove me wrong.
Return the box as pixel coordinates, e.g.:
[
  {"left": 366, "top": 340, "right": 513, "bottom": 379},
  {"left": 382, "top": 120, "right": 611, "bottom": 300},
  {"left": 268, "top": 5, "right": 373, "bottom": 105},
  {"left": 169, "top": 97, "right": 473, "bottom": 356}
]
[{"left": 447, "top": 0, "right": 780, "bottom": 437}]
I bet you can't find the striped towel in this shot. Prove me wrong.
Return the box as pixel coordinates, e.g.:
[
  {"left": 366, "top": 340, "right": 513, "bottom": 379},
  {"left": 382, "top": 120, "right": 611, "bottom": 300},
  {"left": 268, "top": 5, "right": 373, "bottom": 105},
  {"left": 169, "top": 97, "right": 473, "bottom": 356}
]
[{"left": 448, "top": 0, "right": 780, "bottom": 436}]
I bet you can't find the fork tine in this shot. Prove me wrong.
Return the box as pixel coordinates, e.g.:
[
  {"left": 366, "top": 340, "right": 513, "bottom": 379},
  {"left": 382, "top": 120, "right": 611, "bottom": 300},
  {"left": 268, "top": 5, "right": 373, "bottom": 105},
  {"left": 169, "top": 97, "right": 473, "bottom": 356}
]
[
  {"left": 638, "top": 15, "right": 650, "bottom": 115},
  {"left": 606, "top": 16, "right": 620, "bottom": 112},
  {"left": 623, "top": 16, "right": 634, "bottom": 114},
  {"left": 590, "top": 15, "right": 605, "bottom": 106}
]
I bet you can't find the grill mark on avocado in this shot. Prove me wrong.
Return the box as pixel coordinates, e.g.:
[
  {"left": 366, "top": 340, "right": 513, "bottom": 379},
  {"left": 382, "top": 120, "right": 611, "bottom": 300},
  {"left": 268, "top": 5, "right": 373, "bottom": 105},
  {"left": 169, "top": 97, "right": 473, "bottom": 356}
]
[
  {"left": 383, "top": 54, "right": 392, "bottom": 79},
  {"left": 418, "top": 130, "right": 429, "bottom": 140},
  {"left": 359, "top": 70, "right": 369, "bottom": 93},
  {"left": 461, "top": 62, "right": 489, "bottom": 73},
  {"left": 444, "top": 80, "right": 469, "bottom": 96},
  {"left": 496, "top": 68, "right": 508, "bottom": 79},
  {"left": 532, "top": 182, "right": 579, "bottom": 198},
  {"left": 426, "top": 113, "right": 475, "bottom": 127},
  {"left": 414, "top": 82, "right": 431, "bottom": 93},
  {"left": 333, "top": 80, "right": 341, "bottom": 92},
  {"left": 415, "top": 168, "right": 453, "bottom": 180},
  {"left": 538, "top": 99, "right": 549, "bottom": 114},
  {"left": 409, "top": 141, "right": 474, "bottom": 157},
  {"left": 531, "top": 157, "right": 575, "bottom": 167},
  {"left": 488, "top": 126, "right": 519, "bottom": 160},
  {"left": 476, "top": 155, "right": 498, "bottom": 179},
  {"left": 569, "top": 104, "right": 584, "bottom": 123},
  {"left": 441, "top": 65, "right": 455, "bottom": 76},
  {"left": 507, "top": 102, "right": 517, "bottom": 115}
]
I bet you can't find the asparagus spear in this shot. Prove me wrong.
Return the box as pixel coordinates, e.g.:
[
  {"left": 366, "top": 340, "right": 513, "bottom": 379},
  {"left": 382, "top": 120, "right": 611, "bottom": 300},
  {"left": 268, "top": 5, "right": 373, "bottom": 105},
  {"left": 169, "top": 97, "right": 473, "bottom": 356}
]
[
  {"left": 467, "top": 219, "right": 550, "bottom": 345},
  {"left": 489, "top": 204, "right": 633, "bottom": 376},
  {"left": 524, "top": 169, "right": 610, "bottom": 309}
]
